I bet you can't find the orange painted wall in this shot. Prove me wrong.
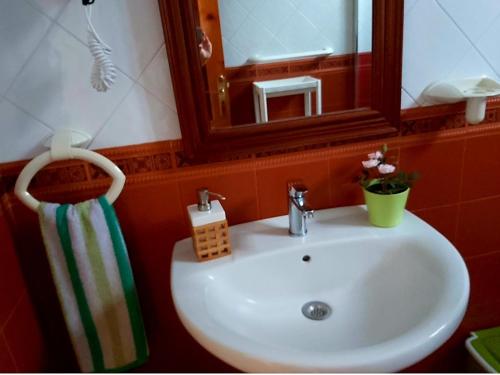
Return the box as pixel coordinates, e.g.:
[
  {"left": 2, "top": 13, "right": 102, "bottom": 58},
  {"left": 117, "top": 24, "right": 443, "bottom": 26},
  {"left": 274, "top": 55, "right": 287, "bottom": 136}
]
[{"left": 1, "top": 124, "right": 500, "bottom": 372}]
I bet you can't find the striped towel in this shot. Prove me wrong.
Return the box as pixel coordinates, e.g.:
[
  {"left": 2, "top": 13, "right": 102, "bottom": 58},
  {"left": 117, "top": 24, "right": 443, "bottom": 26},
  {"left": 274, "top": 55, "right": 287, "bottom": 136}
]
[{"left": 38, "top": 196, "right": 148, "bottom": 372}]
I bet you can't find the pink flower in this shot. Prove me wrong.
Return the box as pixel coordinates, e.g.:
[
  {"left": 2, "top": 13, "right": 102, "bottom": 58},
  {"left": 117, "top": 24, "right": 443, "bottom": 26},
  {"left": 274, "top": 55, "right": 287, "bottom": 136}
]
[
  {"left": 362, "top": 159, "right": 380, "bottom": 168},
  {"left": 367, "top": 151, "right": 383, "bottom": 160},
  {"left": 378, "top": 163, "right": 396, "bottom": 174}
]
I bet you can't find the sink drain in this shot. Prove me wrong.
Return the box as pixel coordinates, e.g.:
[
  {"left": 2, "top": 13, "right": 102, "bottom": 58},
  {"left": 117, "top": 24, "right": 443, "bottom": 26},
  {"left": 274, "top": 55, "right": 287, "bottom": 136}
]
[{"left": 301, "top": 301, "right": 332, "bottom": 320}]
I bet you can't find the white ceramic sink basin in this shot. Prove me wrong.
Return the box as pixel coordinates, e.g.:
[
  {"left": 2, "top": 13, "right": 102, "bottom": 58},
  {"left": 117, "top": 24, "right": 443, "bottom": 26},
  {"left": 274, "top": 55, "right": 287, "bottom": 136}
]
[{"left": 171, "top": 206, "right": 469, "bottom": 372}]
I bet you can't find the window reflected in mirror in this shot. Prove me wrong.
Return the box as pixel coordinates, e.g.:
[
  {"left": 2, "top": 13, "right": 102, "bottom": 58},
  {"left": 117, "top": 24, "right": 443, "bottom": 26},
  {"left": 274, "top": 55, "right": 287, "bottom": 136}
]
[{"left": 196, "top": 0, "right": 373, "bottom": 129}]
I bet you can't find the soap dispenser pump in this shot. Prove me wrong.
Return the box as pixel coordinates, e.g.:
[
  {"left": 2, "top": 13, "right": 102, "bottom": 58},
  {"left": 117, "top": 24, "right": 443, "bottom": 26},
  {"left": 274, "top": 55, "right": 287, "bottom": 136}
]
[
  {"left": 197, "top": 188, "right": 226, "bottom": 211},
  {"left": 187, "top": 188, "right": 231, "bottom": 261}
]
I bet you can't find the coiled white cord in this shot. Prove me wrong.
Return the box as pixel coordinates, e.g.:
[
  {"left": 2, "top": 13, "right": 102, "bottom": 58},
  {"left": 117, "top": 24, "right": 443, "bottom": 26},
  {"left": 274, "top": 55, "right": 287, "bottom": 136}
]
[{"left": 85, "top": 5, "right": 116, "bottom": 92}]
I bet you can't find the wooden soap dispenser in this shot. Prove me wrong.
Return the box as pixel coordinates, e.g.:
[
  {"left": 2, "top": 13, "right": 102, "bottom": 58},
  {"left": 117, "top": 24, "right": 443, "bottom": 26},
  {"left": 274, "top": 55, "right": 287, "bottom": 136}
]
[{"left": 187, "top": 188, "right": 231, "bottom": 261}]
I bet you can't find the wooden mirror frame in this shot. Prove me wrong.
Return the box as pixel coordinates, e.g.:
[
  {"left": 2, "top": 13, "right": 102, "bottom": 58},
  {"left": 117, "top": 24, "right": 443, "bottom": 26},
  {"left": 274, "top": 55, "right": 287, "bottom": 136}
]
[{"left": 158, "top": 0, "right": 404, "bottom": 161}]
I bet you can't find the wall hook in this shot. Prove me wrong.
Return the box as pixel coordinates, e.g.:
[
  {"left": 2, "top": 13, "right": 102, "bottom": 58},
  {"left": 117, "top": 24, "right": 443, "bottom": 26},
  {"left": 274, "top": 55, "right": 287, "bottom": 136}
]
[{"left": 82, "top": 0, "right": 95, "bottom": 6}]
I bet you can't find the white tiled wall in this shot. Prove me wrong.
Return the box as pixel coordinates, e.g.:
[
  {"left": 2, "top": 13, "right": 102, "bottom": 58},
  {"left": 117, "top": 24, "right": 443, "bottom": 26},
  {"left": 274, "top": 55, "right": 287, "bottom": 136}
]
[
  {"left": 218, "top": 0, "right": 371, "bottom": 67},
  {"left": 3, "top": 0, "right": 500, "bottom": 163},
  {"left": 0, "top": 0, "right": 180, "bottom": 163},
  {"left": 402, "top": 0, "right": 500, "bottom": 108}
]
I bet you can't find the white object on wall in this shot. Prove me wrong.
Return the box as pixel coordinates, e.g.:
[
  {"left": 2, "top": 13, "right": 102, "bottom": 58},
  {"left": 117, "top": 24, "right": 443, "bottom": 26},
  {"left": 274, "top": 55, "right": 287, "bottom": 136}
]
[
  {"left": 247, "top": 47, "right": 333, "bottom": 64},
  {"left": 85, "top": 3, "right": 116, "bottom": 92},
  {"left": 252, "top": 76, "right": 322, "bottom": 123},
  {"left": 14, "top": 129, "right": 125, "bottom": 212},
  {"left": 422, "top": 76, "right": 500, "bottom": 124},
  {"left": 401, "top": 0, "right": 500, "bottom": 109}
]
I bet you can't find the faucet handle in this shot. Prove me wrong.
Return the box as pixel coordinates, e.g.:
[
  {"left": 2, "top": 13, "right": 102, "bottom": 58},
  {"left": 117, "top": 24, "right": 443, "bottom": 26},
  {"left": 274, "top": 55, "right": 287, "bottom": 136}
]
[
  {"left": 197, "top": 187, "right": 226, "bottom": 211},
  {"left": 288, "top": 182, "right": 308, "bottom": 198}
]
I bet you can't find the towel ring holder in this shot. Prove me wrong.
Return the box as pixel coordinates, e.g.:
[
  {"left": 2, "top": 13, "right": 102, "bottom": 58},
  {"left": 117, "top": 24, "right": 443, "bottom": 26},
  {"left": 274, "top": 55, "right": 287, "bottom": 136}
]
[{"left": 14, "top": 129, "right": 125, "bottom": 212}]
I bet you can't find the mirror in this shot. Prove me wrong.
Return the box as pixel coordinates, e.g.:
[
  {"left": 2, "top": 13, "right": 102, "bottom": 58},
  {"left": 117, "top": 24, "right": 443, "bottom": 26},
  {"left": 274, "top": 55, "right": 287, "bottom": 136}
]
[
  {"left": 197, "top": 0, "right": 373, "bottom": 128},
  {"left": 158, "top": 0, "right": 403, "bottom": 161}
]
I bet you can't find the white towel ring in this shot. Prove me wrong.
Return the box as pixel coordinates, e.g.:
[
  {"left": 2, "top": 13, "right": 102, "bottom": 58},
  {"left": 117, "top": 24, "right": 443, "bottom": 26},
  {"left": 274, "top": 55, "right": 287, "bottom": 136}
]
[{"left": 14, "top": 130, "right": 125, "bottom": 212}]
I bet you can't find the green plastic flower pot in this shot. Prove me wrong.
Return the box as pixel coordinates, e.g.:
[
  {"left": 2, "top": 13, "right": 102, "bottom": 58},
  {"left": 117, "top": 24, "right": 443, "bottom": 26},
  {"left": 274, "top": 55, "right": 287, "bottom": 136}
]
[{"left": 363, "top": 187, "right": 410, "bottom": 227}]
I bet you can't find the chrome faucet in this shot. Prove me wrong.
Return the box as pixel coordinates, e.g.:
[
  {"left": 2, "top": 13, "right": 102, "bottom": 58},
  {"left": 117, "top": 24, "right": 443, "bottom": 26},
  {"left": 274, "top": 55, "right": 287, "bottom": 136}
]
[{"left": 288, "top": 183, "right": 314, "bottom": 236}]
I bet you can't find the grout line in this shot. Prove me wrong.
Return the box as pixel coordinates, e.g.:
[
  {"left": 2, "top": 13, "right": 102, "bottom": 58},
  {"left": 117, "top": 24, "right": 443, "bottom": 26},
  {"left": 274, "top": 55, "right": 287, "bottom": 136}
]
[
  {"left": 3, "top": 9, "right": 138, "bottom": 141},
  {"left": 135, "top": 43, "right": 169, "bottom": 101},
  {"left": 395, "top": 143, "right": 401, "bottom": 170},
  {"left": 459, "top": 192, "right": 500, "bottom": 205},
  {"left": 401, "top": 87, "right": 419, "bottom": 108},
  {"left": 454, "top": 201, "right": 463, "bottom": 246},
  {"left": 134, "top": 79, "right": 179, "bottom": 115},
  {"left": 21, "top": 0, "right": 45, "bottom": 15},
  {"left": 174, "top": 179, "right": 190, "bottom": 229},
  {"left": 409, "top": 170, "right": 500, "bottom": 211},
  {"left": 464, "top": 249, "right": 500, "bottom": 261},
  {"left": 136, "top": 80, "right": 177, "bottom": 113},
  {"left": 171, "top": 179, "right": 191, "bottom": 232},
  {"left": 53, "top": 11, "right": 153, "bottom": 85},
  {"left": 2, "top": 97, "right": 55, "bottom": 134},
  {"left": 53, "top": 19, "right": 138, "bottom": 84},
  {"left": 404, "top": 0, "right": 419, "bottom": 16},
  {"left": 453, "top": 139, "right": 468, "bottom": 243},
  {"left": 52, "top": 0, "right": 71, "bottom": 21},
  {"left": 470, "top": 10, "right": 500, "bottom": 43},
  {"left": 174, "top": 179, "right": 185, "bottom": 216},
  {"left": 435, "top": 0, "right": 500, "bottom": 78},
  {"left": 2, "top": 15, "right": 57, "bottom": 98},
  {"left": 136, "top": 43, "right": 165, "bottom": 83},
  {"left": 411, "top": 202, "right": 460, "bottom": 213},
  {"left": 86, "top": 81, "right": 137, "bottom": 149},
  {"left": 226, "top": 6, "right": 252, "bottom": 45},
  {"left": 73, "top": 3, "right": 165, "bottom": 148},
  {"left": 327, "top": 158, "right": 334, "bottom": 207},
  {"left": 222, "top": 37, "right": 247, "bottom": 67},
  {"left": 252, "top": 165, "right": 261, "bottom": 219},
  {"left": 0, "top": 290, "right": 26, "bottom": 333},
  {"left": 1, "top": 331, "right": 19, "bottom": 372},
  {"left": 134, "top": 45, "right": 180, "bottom": 112},
  {"left": 23, "top": 0, "right": 70, "bottom": 21}
]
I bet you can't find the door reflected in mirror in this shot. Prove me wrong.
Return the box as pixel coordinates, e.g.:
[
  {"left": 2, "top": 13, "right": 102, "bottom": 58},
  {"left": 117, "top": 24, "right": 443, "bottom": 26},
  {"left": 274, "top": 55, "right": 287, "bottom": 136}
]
[{"left": 196, "top": 0, "right": 373, "bottom": 129}]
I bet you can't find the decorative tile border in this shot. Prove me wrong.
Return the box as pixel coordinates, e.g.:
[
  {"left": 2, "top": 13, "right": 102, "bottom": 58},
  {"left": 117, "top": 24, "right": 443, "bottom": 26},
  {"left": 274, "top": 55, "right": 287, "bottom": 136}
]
[
  {"left": 3, "top": 100, "right": 500, "bottom": 196},
  {"left": 400, "top": 99, "right": 500, "bottom": 135},
  {"left": 0, "top": 141, "right": 180, "bottom": 195},
  {"left": 224, "top": 53, "right": 360, "bottom": 82}
]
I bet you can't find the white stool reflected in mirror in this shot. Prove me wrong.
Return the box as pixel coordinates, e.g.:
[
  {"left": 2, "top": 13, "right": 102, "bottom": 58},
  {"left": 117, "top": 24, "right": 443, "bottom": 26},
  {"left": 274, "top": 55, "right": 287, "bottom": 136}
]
[{"left": 252, "top": 76, "right": 322, "bottom": 123}]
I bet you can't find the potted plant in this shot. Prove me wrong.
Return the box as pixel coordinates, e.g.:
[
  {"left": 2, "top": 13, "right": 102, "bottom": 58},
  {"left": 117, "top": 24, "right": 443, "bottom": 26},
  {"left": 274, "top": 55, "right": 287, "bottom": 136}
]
[{"left": 359, "top": 145, "right": 418, "bottom": 227}]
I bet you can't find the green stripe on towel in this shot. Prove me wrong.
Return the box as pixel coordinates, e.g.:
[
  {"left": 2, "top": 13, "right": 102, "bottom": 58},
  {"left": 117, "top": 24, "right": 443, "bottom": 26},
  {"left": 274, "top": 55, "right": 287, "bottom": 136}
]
[
  {"left": 77, "top": 201, "right": 126, "bottom": 367},
  {"left": 98, "top": 196, "right": 149, "bottom": 363},
  {"left": 38, "top": 198, "right": 148, "bottom": 372},
  {"left": 56, "top": 204, "right": 105, "bottom": 372}
]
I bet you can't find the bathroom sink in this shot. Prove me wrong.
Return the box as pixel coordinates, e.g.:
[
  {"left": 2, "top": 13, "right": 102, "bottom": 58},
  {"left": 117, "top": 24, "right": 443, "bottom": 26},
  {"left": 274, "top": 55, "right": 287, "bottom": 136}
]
[{"left": 171, "top": 205, "right": 469, "bottom": 372}]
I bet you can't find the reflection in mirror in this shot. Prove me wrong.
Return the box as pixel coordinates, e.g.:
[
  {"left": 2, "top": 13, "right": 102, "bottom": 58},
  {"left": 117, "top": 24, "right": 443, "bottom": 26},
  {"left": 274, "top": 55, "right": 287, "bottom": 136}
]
[{"left": 196, "top": 0, "right": 373, "bottom": 129}]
